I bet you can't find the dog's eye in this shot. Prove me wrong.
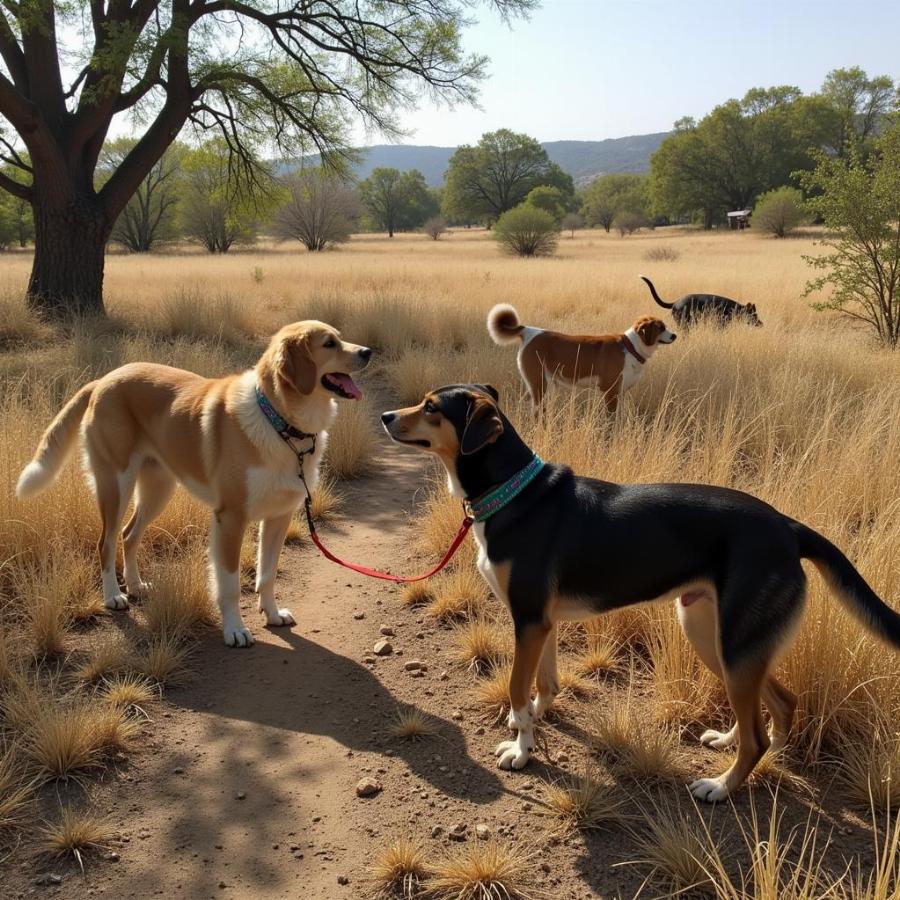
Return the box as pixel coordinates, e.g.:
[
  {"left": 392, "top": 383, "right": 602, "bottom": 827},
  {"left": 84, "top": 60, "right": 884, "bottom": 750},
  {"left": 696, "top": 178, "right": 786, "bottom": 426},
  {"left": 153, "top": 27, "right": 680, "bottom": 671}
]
[
  {"left": 323, "top": 338, "right": 336, "bottom": 348},
  {"left": 424, "top": 400, "right": 437, "bottom": 414}
]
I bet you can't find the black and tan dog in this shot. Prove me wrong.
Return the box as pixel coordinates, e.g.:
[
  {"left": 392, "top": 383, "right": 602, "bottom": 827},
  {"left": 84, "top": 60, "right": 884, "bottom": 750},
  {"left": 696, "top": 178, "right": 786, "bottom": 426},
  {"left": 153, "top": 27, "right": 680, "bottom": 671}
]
[
  {"left": 381, "top": 384, "right": 900, "bottom": 801},
  {"left": 641, "top": 275, "right": 762, "bottom": 328}
]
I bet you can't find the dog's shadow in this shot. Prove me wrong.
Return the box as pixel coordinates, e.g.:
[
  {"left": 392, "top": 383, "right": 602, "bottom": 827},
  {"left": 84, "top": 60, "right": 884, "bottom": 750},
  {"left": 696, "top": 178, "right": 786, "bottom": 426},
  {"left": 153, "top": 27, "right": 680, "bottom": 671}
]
[{"left": 166, "top": 627, "right": 505, "bottom": 804}]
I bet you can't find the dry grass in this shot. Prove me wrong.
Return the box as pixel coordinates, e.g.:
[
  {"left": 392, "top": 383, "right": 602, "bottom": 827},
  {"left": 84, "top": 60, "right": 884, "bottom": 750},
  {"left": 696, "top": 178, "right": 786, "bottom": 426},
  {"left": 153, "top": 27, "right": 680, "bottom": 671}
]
[
  {"left": 474, "top": 660, "right": 512, "bottom": 713},
  {"left": 576, "top": 637, "right": 621, "bottom": 679},
  {"left": 624, "top": 798, "right": 713, "bottom": 894},
  {"left": 325, "top": 396, "right": 377, "bottom": 479},
  {"left": 101, "top": 674, "right": 157, "bottom": 713},
  {"left": 75, "top": 631, "right": 135, "bottom": 683},
  {"left": 426, "top": 566, "right": 488, "bottom": 623},
  {"left": 556, "top": 666, "right": 596, "bottom": 701},
  {"left": 590, "top": 681, "right": 683, "bottom": 779},
  {"left": 309, "top": 476, "right": 342, "bottom": 522},
  {"left": 142, "top": 542, "right": 216, "bottom": 637},
  {"left": 390, "top": 706, "right": 434, "bottom": 742},
  {"left": 401, "top": 582, "right": 433, "bottom": 608},
  {"left": 428, "top": 840, "right": 543, "bottom": 900},
  {"left": 0, "top": 745, "right": 33, "bottom": 832},
  {"left": 39, "top": 805, "right": 112, "bottom": 868},
  {"left": 542, "top": 770, "right": 626, "bottom": 832},
  {"left": 136, "top": 632, "right": 189, "bottom": 685},
  {"left": 369, "top": 836, "right": 430, "bottom": 898},
  {"left": 833, "top": 720, "right": 900, "bottom": 811},
  {"left": 454, "top": 617, "right": 511, "bottom": 673}
]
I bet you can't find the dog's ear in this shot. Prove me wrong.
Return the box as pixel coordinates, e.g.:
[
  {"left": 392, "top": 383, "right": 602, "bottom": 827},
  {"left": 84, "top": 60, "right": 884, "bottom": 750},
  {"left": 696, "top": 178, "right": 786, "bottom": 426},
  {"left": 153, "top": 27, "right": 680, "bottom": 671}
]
[
  {"left": 460, "top": 396, "right": 504, "bottom": 456},
  {"left": 474, "top": 383, "right": 500, "bottom": 402},
  {"left": 636, "top": 318, "right": 659, "bottom": 345},
  {"left": 279, "top": 333, "right": 317, "bottom": 396},
  {"left": 746, "top": 303, "right": 756, "bottom": 313}
]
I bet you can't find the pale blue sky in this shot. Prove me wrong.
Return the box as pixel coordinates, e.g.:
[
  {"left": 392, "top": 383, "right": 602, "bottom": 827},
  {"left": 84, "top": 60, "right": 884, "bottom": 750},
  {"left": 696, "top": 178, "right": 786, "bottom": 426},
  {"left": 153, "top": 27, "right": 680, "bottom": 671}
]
[{"left": 374, "top": 0, "right": 900, "bottom": 146}]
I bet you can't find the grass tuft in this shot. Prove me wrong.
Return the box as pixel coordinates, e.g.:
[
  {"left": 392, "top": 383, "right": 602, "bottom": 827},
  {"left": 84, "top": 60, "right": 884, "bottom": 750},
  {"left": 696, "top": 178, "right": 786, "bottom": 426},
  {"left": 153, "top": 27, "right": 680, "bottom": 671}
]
[
  {"left": 543, "top": 771, "right": 626, "bottom": 832},
  {"left": 101, "top": 673, "right": 157, "bottom": 713},
  {"left": 454, "top": 617, "right": 510, "bottom": 674},
  {"left": 75, "top": 632, "right": 135, "bottom": 684},
  {"left": 137, "top": 632, "right": 189, "bottom": 685},
  {"left": 39, "top": 805, "right": 112, "bottom": 869},
  {"left": 429, "top": 840, "right": 543, "bottom": 900},
  {"left": 0, "top": 745, "right": 33, "bottom": 832},
  {"left": 369, "top": 836, "right": 429, "bottom": 898},
  {"left": 390, "top": 707, "right": 434, "bottom": 742}
]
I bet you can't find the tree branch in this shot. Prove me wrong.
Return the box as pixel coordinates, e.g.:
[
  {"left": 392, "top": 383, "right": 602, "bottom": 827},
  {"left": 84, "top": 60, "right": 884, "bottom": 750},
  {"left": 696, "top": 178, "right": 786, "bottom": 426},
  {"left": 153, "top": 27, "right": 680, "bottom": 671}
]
[{"left": 0, "top": 165, "right": 31, "bottom": 201}]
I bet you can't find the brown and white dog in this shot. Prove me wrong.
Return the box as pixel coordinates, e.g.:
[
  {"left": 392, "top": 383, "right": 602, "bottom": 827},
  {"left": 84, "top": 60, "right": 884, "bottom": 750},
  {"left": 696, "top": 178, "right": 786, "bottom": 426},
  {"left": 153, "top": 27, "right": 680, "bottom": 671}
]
[
  {"left": 487, "top": 304, "right": 676, "bottom": 410},
  {"left": 16, "top": 321, "right": 371, "bottom": 647}
]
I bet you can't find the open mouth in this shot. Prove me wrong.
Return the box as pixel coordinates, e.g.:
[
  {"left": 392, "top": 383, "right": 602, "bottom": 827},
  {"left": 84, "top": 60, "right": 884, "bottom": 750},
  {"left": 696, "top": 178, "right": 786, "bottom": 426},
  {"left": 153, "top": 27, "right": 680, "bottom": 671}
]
[
  {"left": 396, "top": 438, "right": 431, "bottom": 448},
  {"left": 321, "top": 373, "right": 362, "bottom": 400}
]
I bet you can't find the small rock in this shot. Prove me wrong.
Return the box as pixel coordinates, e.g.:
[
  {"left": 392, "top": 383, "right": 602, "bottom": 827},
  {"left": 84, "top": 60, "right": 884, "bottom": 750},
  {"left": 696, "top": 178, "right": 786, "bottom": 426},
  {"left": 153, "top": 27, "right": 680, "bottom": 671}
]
[
  {"left": 439, "top": 670, "right": 449, "bottom": 681},
  {"left": 556, "top": 751, "right": 569, "bottom": 763},
  {"left": 356, "top": 776, "right": 383, "bottom": 798},
  {"left": 218, "top": 881, "right": 227, "bottom": 890},
  {"left": 475, "top": 824, "right": 491, "bottom": 841},
  {"left": 475, "top": 726, "right": 485, "bottom": 736},
  {"left": 337, "top": 875, "right": 350, "bottom": 885},
  {"left": 540, "top": 862, "right": 551, "bottom": 874},
  {"left": 235, "top": 791, "right": 246, "bottom": 800},
  {"left": 108, "top": 852, "right": 120, "bottom": 862},
  {"left": 409, "top": 670, "right": 424, "bottom": 678},
  {"left": 379, "top": 625, "right": 395, "bottom": 637},
  {"left": 353, "top": 612, "right": 365, "bottom": 620},
  {"left": 373, "top": 640, "right": 393, "bottom": 656},
  {"left": 448, "top": 823, "right": 467, "bottom": 842},
  {"left": 35, "top": 874, "right": 62, "bottom": 886},
  {"left": 451, "top": 709, "right": 463, "bottom": 720},
  {"left": 173, "top": 767, "right": 184, "bottom": 775},
  {"left": 404, "top": 660, "right": 426, "bottom": 671},
  {"left": 431, "top": 825, "right": 445, "bottom": 839}
]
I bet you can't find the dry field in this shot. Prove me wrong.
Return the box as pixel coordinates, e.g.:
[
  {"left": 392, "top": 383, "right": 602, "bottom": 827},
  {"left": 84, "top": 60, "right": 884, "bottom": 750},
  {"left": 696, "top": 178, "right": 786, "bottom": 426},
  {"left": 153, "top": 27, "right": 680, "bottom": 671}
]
[{"left": 1, "top": 226, "right": 899, "bottom": 898}]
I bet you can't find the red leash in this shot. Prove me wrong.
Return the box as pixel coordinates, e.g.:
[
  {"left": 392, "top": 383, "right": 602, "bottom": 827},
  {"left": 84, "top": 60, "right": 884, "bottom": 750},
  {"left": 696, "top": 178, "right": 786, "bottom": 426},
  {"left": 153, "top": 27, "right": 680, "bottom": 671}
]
[{"left": 304, "top": 498, "right": 474, "bottom": 583}]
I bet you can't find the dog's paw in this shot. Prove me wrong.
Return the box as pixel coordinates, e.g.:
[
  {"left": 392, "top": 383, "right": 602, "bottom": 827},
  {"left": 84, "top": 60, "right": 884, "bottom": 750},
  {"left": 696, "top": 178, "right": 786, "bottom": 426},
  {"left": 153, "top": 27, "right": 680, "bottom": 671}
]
[
  {"left": 495, "top": 737, "right": 533, "bottom": 771},
  {"left": 223, "top": 626, "right": 256, "bottom": 648},
  {"left": 689, "top": 776, "right": 730, "bottom": 803},
  {"left": 104, "top": 592, "right": 130, "bottom": 611},
  {"left": 264, "top": 607, "right": 295, "bottom": 627},
  {"left": 699, "top": 726, "right": 737, "bottom": 750},
  {"left": 126, "top": 580, "right": 153, "bottom": 599}
]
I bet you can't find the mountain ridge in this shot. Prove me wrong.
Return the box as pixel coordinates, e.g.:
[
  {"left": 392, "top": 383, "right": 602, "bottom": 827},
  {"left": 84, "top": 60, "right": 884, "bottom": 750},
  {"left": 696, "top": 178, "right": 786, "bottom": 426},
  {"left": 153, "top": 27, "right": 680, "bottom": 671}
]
[{"left": 288, "top": 132, "right": 669, "bottom": 186}]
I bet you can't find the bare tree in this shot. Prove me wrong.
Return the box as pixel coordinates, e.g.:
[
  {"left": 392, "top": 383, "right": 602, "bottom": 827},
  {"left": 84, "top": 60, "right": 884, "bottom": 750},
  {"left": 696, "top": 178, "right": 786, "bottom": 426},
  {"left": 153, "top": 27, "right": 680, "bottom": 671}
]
[
  {"left": 561, "top": 212, "right": 583, "bottom": 238},
  {"left": 422, "top": 217, "right": 448, "bottom": 240},
  {"left": 101, "top": 139, "right": 183, "bottom": 253},
  {"left": 274, "top": 171, "right": 358, "bottom": 252}
]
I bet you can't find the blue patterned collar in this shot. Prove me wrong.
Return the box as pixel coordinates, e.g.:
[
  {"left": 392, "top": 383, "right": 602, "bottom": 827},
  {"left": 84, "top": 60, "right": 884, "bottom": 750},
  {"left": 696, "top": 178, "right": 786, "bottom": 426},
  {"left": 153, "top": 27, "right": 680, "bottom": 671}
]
[
  {"left": 256, "top": 385, "right": 316, "bottom": 441},
  {"left": 465, "top": 454, "right": 545, "bottom": 523}
]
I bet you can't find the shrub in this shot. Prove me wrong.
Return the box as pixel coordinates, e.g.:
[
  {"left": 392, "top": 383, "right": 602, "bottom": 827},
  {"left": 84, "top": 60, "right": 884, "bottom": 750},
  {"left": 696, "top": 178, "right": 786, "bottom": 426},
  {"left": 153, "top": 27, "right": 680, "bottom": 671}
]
[
  {"left": 614, "top": 210, "right": 646, "bottom": 236},
  {"left": 422, "top": 216, "right": 448, "bottom": 240},
  {"left": 754, "top": 186, "right": 806, "bottom": 237},
  {"left": 493, "top": 205, "right": 559, "bottom": 257}
]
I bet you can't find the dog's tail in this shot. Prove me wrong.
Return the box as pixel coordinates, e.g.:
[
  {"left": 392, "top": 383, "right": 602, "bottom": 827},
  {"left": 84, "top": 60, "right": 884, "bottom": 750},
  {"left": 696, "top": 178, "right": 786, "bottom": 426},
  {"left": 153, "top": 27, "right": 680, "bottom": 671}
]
[
  {"left": 639, "top": 275, "right": 674, "bottom": 310},
  {"left": 487, "top": 304, "right": 526, "bottom": 345},
  {"left": 793, "top": 520, "right": 900, "bottom": 649},
  {"left": 16, "top": 381, "right": 97, "bottom": 500}
]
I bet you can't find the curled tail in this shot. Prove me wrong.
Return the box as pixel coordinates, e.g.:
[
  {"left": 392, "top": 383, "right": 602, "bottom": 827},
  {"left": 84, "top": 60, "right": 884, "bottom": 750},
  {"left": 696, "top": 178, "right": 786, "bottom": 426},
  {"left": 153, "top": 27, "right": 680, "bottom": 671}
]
[
  {"left": 793, "top": 520, "right": 900, "bottom": 649},
  {"left": 640, "top": 275, "right": 674, "bottom": 310},
  {"left": 16, "top": 381, "right": 97, "bottom": 499},
  {"left": 487, "top": 303, "right": 525, "bottom": 345}
]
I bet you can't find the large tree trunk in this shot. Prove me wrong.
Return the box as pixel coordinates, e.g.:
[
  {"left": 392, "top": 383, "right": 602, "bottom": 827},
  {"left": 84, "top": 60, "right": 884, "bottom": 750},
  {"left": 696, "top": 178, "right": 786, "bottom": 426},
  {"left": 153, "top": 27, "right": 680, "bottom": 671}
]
[{"left": 27, "top": 181, "right": 110, "bottom": 318}]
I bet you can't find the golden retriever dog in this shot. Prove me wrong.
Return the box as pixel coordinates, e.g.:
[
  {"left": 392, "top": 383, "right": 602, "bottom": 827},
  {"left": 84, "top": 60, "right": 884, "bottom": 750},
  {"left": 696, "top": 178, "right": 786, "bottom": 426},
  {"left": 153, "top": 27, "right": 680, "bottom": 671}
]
[{"left": 16, "top": 321, "right": 371, "bottom": 647}]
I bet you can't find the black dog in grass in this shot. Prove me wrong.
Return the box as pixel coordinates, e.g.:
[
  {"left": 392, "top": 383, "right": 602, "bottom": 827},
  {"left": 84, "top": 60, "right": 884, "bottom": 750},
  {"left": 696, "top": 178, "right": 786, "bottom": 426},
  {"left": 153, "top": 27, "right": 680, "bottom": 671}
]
[
  {"left": 382, "top": 384, "right": 900, "bottom": 801},
  {"left": 641, "top": 275, "right": 762, "bottom": 328}
]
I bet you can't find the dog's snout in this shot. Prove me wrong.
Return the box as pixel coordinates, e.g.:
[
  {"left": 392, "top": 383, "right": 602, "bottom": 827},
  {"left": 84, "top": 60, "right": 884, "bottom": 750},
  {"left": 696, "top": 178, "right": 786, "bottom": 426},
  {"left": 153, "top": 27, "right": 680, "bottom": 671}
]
[
  {"left": 359, "top": 347, "right": 372, "bottom": 361},
  {"left": 669, "top": 332, "right": 677, "bottom": 341},
  {"left": 381, "top": 412, "right": 396, "bottom": 425}
]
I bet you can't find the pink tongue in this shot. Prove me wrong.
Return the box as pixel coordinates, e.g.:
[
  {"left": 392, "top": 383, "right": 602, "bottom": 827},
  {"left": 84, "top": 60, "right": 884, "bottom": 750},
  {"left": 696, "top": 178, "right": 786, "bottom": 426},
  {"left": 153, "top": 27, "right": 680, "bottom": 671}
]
[{"left": 327, "top": 373, "right": 362, "bottom": 400}]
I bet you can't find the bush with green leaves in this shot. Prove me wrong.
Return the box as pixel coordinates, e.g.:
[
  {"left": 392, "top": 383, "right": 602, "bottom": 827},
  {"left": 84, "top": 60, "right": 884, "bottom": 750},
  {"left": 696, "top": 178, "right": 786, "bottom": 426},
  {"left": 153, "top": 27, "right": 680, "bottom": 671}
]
[
  {"left": 799, "top": 124, "right": 900, "bottom": 348},
  {"left": 493, "top": 205, "right": 559, "bottom": 258},
  {"left": 753, "top": 187, "right": 806, "bottom": 237},
  {"left": 524, "top": 185, "right": 566, "bottom": 223}
]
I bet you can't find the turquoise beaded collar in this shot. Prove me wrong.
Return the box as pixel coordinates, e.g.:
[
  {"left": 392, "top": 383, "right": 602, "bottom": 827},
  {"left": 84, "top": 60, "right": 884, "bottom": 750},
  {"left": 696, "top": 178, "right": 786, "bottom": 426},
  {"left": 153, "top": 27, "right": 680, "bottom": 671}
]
[{"left": 465, "top": 454, "right": 545, "bottom": 523}]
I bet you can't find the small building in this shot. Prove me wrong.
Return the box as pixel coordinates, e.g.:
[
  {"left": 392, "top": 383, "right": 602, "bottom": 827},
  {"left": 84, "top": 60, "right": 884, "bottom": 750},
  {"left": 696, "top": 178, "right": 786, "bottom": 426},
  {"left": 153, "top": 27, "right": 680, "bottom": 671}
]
[{"left": 727, "top": 209, "right": 752, "bottom": 230}]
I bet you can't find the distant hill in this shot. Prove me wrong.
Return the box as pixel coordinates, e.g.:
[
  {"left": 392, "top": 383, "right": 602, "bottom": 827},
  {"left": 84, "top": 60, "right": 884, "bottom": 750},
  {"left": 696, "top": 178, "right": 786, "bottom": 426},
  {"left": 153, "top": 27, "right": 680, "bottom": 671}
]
[{"left": 285, "top": 132, "right": 669, "bottom": 187}]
